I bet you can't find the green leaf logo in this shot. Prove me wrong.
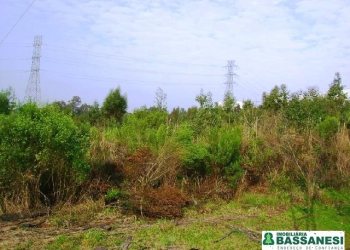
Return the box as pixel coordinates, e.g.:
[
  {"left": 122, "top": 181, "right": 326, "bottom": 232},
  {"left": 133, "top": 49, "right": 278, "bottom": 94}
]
[{"left": 263, "top": 232, "right": 274, "bottom": 245}]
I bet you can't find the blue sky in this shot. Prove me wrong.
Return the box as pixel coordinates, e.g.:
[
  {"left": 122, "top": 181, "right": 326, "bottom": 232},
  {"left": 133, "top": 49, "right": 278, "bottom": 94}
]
[{"left": 0, "top": 0, "right": 349, "bottom": 110}]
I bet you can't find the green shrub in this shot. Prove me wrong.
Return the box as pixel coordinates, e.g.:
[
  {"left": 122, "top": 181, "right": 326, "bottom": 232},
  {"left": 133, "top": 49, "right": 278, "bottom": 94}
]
[
  {"left": 209, "top": 127, "right": 241, "bottom": 166},
  {"left": 209, "top": 127, "right": 242, "bottom": 188},
  {"left": 242, "top": 137, "right": 275, "bottom": 170},
  {"left": 174, "top": 123, "right": 194, "bottom": 145},
  {"left": 283, "top": 89, "right": 329, "bottom": 129},
  {"left": 105, "top": 188, "right": 123, "bottom": 203},
  {"left": 344, "top": 111, "right": 350, "bottom": 129},
  {"left": 106, "top": 108, "right": 168, "bottom": 152},
  {"left": 102, "top": 87, "right": 127, "bottom": 122},
  {"left": 0, "top": 103, "right": 90, "bottom": 210},
  {"left": 317, "top": 116, "right": 339, "bottom": 140},
  {"left": 0, "top": 90, "right": 11, "bottom": 114},
  {"left": 174, "top": 124, "right": 210, "bottom": 177},
  {"left": 324, "top": 189, "right": 350, "bottom": 216},
  {"left": 182, "top": 143, "right": 210, "bottom": 177}
]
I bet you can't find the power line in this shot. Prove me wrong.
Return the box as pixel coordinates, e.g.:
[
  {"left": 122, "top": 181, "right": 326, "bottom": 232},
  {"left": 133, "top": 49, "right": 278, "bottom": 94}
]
[
  {"left": 41, "top": 56, "right": 223, "bottom": 77},
  {"left": 41, "top": 69, "right": 217, "bottom": 86},
  {"left": 0, "top": 0, "right": 37, "bottom": 46},
  {"left": 43, "top": 44, "right": 222, "bottom": 68},
  {"left": 0, "top": 58, "right": 31, "bottom": 61}
]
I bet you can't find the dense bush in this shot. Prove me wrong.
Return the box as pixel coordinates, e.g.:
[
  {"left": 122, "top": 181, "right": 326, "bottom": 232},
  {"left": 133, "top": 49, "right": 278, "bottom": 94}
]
[
  {"left": 1, "top": 73, "right": 350, "bottom": 218},
  {"left": 174, "top": 124, "right": 210, "bottom": 177},
  {"left": 262, "top": 84, "right": 288, "bottom": 112},
  {"left": 102, "top": 87, "right": 127, "bottom": 122},
  {"left": 0, "top": 89, "right": 15, "bottom": 115},
  {"left": 182, "top": 143, "right": 210, "bottom": 177},
  {"left": 208, "top": 127, "right": 242, "bottom": 187},
  {"left": 283, "top": 89, "right": 329, "bottom": 129},
  {"left": 317, "top": 116, "right": 339, "bottom": 140},
  {"left": 0, "top": 103, "right": 90, "bottom": 211}
]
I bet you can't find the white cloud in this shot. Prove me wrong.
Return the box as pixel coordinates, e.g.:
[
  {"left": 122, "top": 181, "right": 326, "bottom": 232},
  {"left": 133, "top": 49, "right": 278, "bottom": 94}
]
[{"left": 0, "top": 0, "right": 349, "bottom": 108}]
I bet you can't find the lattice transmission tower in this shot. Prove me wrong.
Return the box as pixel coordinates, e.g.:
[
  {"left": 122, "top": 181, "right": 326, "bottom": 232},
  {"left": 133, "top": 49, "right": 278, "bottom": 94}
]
[
  {"left": 224, "top": 60, "right": 237, "bottom": 95},
  {"left": 25, "top": 35, "right": 42, "bottom": 103}
]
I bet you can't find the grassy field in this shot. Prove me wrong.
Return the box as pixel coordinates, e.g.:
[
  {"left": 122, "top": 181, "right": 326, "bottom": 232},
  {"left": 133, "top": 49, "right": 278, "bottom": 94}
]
[{"left": 2, "top": 189, "right": 348, "bottom": 250}]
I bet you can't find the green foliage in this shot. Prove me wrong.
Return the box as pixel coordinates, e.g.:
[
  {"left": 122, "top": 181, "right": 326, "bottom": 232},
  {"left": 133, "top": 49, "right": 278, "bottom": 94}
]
[
  {"left": 79, "top": 101, "right": 102, "bottom": 125},
  {"left": 46, "top": 229, "right": 107, "bottom": 250},
  {"left": 193, "top": 90, "right": 221, "bottom": 133},
  {"left": 82, "top": 229, "right": 107, "bottom": 247},
  {"left": 169, "top": 107, "right": 188, "bottom": 125},
  {"left": 283, "top": 89, "right": 329, "bottom": 129},
  {"left": 105, "top": 107, "right": 168, "bottom": 151},
  {"left": 323, "top": 189, "right": 350, "bottom": 216},
  {"left": 223, "top": 91, "right": 236, "bottom": 112},
  {"left": 209, "top": 127, "right": 242, "bottom": 187},
  {"left": 0, "top": 103, "right": 90, "bottom": 207},
  {"left": 2, "top": 72, "right": 350, "bottom": 216},
  {"left": 195, "top": 89, "right": 213, "bottom": 109},
  {"left": 46, "top": 235, "right": 80, "bottom": 250},
  {"left": 344, "top": 111, "right": 350, "bottom": 129},
  {"left": 242, "top": 137, "right": 275, "bottom": 170},
  {"left": 262, "top": 84, "right": 288, "bottom": 112},
  {"left": 225, "top": 161, "right": 244, "bottom": 189},
  {"left": 52, "top": 98, "right": 102, "bottom": 125},
  {"left": 317, "top": 116, "right": 339, "bottom": 140},
  {"left": 242, "top": 100, "right": 254, "bottom": 110},
  {"left": 326, "top": 72, "right": 349, "bottom": 121},
  {"left": 0, "top": 91, "right": 10, "bottom": 114},
  {"left": 0, "top": 88, "right": 15, "bottom": 114},
  {"left": 102, "top": 87, "right": 127, "bottom": 122},
  {"left": 222, "top": 91, "right": 236, "bottom": 124},
  {"left": 327, "top": 72, "right": 347, "bottom": 104},
  {"left": 132, "top": 107, "right": 168, "bottom": 129},
  {"left": 209, "top": 127, "right": 241, "bottom": 167},
  {"left": 174, "top": 124, "right": 210, "bottom": 176},
  {"left": 105, "top": 188, "right": 123, "bottom": 203},
  {"left": 182, "top": 143, "right": 210, "bottom": 177},
  {"left": 174, "top": 123, "right": 194, "bottom": 145}
]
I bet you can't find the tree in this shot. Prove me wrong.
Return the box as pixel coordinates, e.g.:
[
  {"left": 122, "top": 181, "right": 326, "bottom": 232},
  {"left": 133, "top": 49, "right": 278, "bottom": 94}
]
[
  {"left": 195, "top": 89, "right": 213, "bottom": 109},
  {"left": 222, "top": 91, "right": 236, "bottom": 124},
  {"left": 262, "top": 84, "right": 288, "bottom": 111},
  {"left": 154, "top": 87, "right": 167, "bottom": 110},
  {"left": 242, "top": 100, "right": 254, "bottom": 110},
  {"left": 284, "top": 89, "right": 328, "bottom": 129},
  {"left": 0, "top": 88, "right": 15, "bottom": 115},
  {"left": 194, "top": 90, "right": 220, "bottom": 132},
  {"left": 102, "top": 87, "right": 127, "bottom": 122},
  {"left": 67, "top": 96, "right": 82, "bottom": 115},
  {"left": 327, "top": 72, "right": 347, "bottom": 101},
  {"left": 0, "top": 91, "right": 10, "bottom": 115},
  {"left": 223, "top": 91, "right": 235, "bottom": 113},
  {"left": 327, "top": 72, "right": 348, "bottom": 114},
  {"left": 0, "top": 103, "right": 90, "bottom": 211}
]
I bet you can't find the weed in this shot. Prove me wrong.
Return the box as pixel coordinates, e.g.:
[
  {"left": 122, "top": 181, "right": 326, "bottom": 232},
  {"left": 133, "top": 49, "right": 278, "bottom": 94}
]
[{"left": 49, "top": 199, "right": 104, "bottom": 228}]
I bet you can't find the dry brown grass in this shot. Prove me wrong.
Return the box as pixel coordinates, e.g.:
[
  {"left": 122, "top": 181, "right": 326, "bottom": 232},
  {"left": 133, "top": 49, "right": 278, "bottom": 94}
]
[
  {"left": 334, "top": 127, "right": 350, "bottom": 179},
  {"left": 129, "top": 184, "right": 190, "bottom": 218},
  {"left": 123, "top": 142, "right": 182, "bottom": 188},
  {"left": 49, "top": 199, "right": 105, "bottom": 228},
  {"left": 183, "top": 175, "right": 234, "bottom": 200},
  {"left": 89, "top": 130, "right": 128, "bottom": 167}
]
